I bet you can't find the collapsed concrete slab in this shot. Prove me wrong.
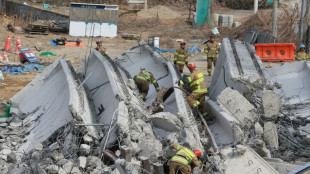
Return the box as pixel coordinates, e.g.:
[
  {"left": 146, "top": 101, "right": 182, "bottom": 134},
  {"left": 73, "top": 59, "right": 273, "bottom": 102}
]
[
  {"left": 217, "top": 87, "right": 257, "bottom": 130},
  {"left": 9, "top": 58, "right": 97, "bottom": 154},
  {"left": 215, "top": 145, "right": 279, "bottom": 174},
  {"left": 208, "top": 38, "right": 273, "bottom": 101},
  {"left": 261, "top": 90, "right": 282, "bottom": 119},
  {"left": 114, "top": 41, "right": 203, "bottom": 150}
]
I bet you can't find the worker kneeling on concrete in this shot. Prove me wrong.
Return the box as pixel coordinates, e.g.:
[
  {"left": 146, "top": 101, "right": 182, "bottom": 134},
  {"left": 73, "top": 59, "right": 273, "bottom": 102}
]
[
  {"left": 169, "top": 143, "right": 202, "bottom": 174},
  {"left": 179, "top": 63, "right": 210, "bottom": 119},
  {"left": 133, "top": 68, "right": 160, "bottom": 101}
]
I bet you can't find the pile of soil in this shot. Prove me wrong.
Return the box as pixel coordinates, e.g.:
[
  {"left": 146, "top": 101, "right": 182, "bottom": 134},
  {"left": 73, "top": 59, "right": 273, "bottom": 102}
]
[{"left": 137, "top": 5, "right": 181, "bottom": 19}]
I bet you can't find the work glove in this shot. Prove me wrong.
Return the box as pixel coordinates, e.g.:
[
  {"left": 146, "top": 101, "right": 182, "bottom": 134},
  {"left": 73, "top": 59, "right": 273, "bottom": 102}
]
[
  {"left": 156, "top": 87, "right": 160, "bottom": 92},
  {"left": 174, "top": 61, "right": 176, "bottom": 65}
]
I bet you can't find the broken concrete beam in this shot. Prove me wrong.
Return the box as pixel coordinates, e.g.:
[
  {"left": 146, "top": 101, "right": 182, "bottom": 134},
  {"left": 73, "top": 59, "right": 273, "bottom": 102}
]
[
  {"left": 209, "top": 38, "right": 273, "bottom": 101},
  {"left": 217, "top": 88, "right": 257, "bottom": 129},
  {"left": 261, "top": 90, "right": 281, "bottom": 119},
  {"left": 139, "top": 156, "right": 151, "bottom": 174},
  {"left": 205, "top": 96, "right": 244, "bottom": 145},
  {"left": 263, "top": 122, "right": 279, "bottom": 150},
  {"left": 153, "top": 163, "right": 164, "bottom": 174},
  {"left": 120, "top": 146, "right": 131, "bottom": 162},
  {"left": 9, "top": 58, "right": 97, "bottom": 155},
  {"left": 149, "top": 112, "right": 181, "bottom": 131}
]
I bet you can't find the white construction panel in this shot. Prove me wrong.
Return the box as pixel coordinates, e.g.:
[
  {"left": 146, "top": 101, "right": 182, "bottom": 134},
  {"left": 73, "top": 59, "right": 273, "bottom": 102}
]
[{"left": 69, "top": 21, "right": 117, "bottom": 37}]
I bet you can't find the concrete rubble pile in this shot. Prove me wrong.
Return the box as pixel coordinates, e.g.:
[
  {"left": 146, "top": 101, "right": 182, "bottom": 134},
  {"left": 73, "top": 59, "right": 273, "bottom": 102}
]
[
  {"left": 0, "top": 42, "right": 208, "bottom": 174},
  {"left": 1, "top": 38, "right": 310, "bottom": 173},
  {"left": 206, "top": 38, "right": 310, "bottom": 173}
]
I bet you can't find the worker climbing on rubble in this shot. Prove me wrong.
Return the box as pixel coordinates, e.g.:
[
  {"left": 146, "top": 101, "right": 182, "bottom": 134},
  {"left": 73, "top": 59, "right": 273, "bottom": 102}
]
[
  {"left": 204, "top": 34, "right": 220, "bottom": 76},
  {"left": 174, "top": 41, "right": 188, "bottom": 74},
  {"left": 133, "top": 68, "right": 160, "bottom": 101},
  {"left": 169, "top": 143, "right": 202, "bottom": 174},
  {"left": 295, "top": 44, "right": 309, "bottom": 61},
  {"left": 179, "top": 63, "right": 214, "bottom": 122},
  {"left": 95, "top": 40, "right": 108, "bottom": 55}
]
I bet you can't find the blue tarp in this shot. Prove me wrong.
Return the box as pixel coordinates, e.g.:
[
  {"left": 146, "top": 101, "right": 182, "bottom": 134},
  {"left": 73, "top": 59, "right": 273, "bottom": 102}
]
[
  {"left": 1, "top": 64, "right": 44, "bottom": 75},
  {"left": 154, "top": 46, "right": 201, "bottom": 54},
  {"left": 187, "top": 46, "right": 201, "bottom": 53},
  {"left": 154, "top": 47, "right": 175, "bottom": 54}
]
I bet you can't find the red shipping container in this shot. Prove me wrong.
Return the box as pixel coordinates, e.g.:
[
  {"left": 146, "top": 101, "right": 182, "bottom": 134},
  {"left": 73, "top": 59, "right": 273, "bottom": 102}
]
[{"left": 254, "top": 43, "right": 296, "bottom": 62}]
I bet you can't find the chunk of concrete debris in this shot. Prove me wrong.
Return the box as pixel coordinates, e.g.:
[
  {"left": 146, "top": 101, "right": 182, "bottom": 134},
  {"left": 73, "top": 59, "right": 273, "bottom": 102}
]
[
  {"left": 0, "top": 148, "right": 12, "bottom": 155},
  {"left": 58, "top": 167, "right": 66, "bottom": 174},
  {"left": 217, "top": 88, "right": 257, "bottom": 129},
  {"left": 80, "top": 144, "right": 91, "bottom": 156},
  {"left": 62, "top": 160, "right": 74, "bottom": 173},
  {"left": 150, "top": 112, "right": 181, "bottom": 131},
  {"left": 83, "top": 134, "right": 93, "bottom": 143},
  {"left": 9, "top": 107, "right": 19, "bottom": 117},
  {"left": 261, "top": 90, "right": 281, "bottom": 119},
  {"left": 7, "top": 152, "right": 17, "bottom": 163},
  {"left": 138, "top": 139, "right": 163, "bottom": 162},
  {"left": 45, "top": 165, "right": 59, "bottom": 174},
  {"left": 250, "top": 139, "right": 271, "bottom": 158},
  {"left": 78, "top": 156, "right": 87, "bottom": 169},
  {"left": 299, "top": 123, "right": 310, "bottom": 145},
  {"left": 263, "top": 122, "right": 279, "bottom": 150},
  {"left": 87, "top": 156, "right": 103, "bottom": 170},
  {"left": 35, "top": 143, "right": 43, "bottom": 151},
  {"left": 51, "top": 152, "right": 64, "bottom": 161},
  {"left": 71, "top": 167, "right": 82, "bottom": 174},
  {"left": 254, "top": 122, "right": 264, "bottom": 136}
]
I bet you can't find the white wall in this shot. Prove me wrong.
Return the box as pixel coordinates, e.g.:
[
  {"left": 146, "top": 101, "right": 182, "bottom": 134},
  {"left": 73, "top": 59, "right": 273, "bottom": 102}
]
[{"left": 69, "top": 21, "right": 117, "bottom": 37}]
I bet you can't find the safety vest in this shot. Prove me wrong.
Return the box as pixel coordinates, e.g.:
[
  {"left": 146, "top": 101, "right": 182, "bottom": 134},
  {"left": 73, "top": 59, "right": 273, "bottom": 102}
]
[
  {"left": 295, "top": 51, "right": 309, "bottom": 61},
  {"left": 205, "top": 41, "right": 220, "bottom": 58},
  {"left": 186, "top": 71, "right": 208, "bottom": 93},
  {"left": 171, "top": 148, "right": 196, "bottom": 165},
  {"left": 174, "top": 49, "right": 188, "bottom": 65}
]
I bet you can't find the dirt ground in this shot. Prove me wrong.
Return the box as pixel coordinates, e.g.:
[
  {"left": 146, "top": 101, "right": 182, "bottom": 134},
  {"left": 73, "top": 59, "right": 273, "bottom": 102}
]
[{"left": 0, "top": 0, "right": 298, "bottom": 104}]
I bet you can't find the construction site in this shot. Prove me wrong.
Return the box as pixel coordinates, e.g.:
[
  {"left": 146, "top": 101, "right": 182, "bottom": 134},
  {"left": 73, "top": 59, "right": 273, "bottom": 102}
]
[{"left": 0, "top": 0, "right": 310, "bottom": 173}]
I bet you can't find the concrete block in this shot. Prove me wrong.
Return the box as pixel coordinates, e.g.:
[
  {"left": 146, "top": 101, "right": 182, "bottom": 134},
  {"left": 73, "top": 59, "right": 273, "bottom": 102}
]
[
  {"left": 232, "top": 22, "right": 241, "bottom": 28},
  {"left": 35, "top": 143, "right": 43, "bottom": 151},
  {"left": 254, "top": 122, "right": 264, "bottom": 136},
  {"left": 58, "top": 167, "right": 66, "bottom": 174},
  {"left": 62, "top": 160, "right": 73, "bottom": 173},
  {"left": 261, "top": 90, "right": 281, "bottom": 119},
  {"left": 138, "top": 139, "right": 162, "bottom": 162},
  {"left": 78, "top": 156, "right": 87, "bottom": 169},
  {"left": 213, "top": 14, "right": 220, "bottom": 26},
  {"left": 71, "top": 167, "right": 82, "bottom": 174},
  {"left": 87, "top": 156, "right": 103, "bottom": 170},
  {"left": 51, "top": 152, "right": 64, "bottom": 161},
  {"left": 217, "top": 88, "right": 257, "bottom": 129},
  {"left": 80, "top": 144, "right": 91, "bottom": 156},
  {"left": 0, "top": 149, "right": 11, "bottom": 155},
  {"left": 83, "top": 134, "right": 93, "bottom": 143},
  {"left": 9, "top": 107, "right": 19, "bottom": 117},
  {"left": 45, "top": 165, "right": 59, "bottom": 174},
  {"left": 219, "top": 15, "right": 233, "bottom": 27},
  {"left": 263, "top": 122, "right": 279, "bottom": 150},
  {"left": 7, "top": 152, "right": 17, "bottom": 163},
  {"left": 150, "top": 112, "right": 181, "bottom": 131}
]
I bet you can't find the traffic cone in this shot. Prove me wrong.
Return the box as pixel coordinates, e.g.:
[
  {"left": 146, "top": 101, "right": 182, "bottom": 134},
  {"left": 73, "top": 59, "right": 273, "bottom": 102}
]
[
  {"left": 15, "top": 36, "right": 22, "bottom": 54},
  {"left": 4, "top": 35, "right": 11, "bottom": 51},
  {"left": 0, "top": 54, "right": 3, "bottom": 61},
  {"left": 3, "top": 51, "right": 8, "bottom": 61}
]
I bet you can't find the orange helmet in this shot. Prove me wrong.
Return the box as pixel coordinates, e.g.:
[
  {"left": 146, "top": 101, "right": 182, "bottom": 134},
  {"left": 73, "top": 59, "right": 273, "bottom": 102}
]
[
  {"left": 188, "top": 62, "right": 196, "bottom": 70},
  {"left": 193, "top": 149, "right": 201, "bottom": 157}
]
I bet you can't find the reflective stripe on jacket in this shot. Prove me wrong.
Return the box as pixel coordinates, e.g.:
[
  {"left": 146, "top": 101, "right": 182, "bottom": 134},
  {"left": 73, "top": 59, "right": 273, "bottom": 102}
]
[
  {"left": 204, "top": 41, "right": 220, "bottom": 58},
  {"left": 174, "top": 48, "right": 188, "bottom": 65},
  {"left": 186, "top": 70, "right": 208, "bottom": 93},
  {"left": 295, "top": 51, "right": 309, "bottom": 60},
  {"left": 134, "top": 70, "right": 159, "bottom": 90}
]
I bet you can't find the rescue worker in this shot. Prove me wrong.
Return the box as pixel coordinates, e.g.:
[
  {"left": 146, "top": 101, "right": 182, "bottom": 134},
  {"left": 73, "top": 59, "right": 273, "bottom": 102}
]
[
  {"left": 174, "top": 41, "right": 188, "bottom": 74},
  {"left": 95, "top": 40, "right": 108, "bottom": 55},
  {"left": 133, "top": 68, "right": 160, "bottom": 101},
  {"left": 295, "top": 44, "right": 309, "bottom": 61},
  {"left": 204, "top": 34, "right": 220, "bottom": 76},
  {"left": 169, "top": 143, "right": 202, "bottom": 174},
  {"left": 179, "top": 63, "right": 209, "bottom": 119}
]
